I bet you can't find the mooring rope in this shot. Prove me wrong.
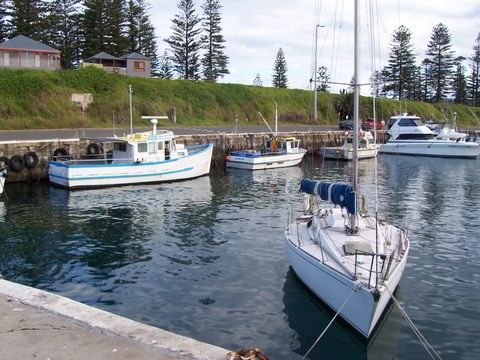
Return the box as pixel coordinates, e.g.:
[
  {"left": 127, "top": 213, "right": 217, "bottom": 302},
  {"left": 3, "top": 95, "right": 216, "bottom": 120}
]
[
  {"left": 301, "top": 286, "right": 357, "bottom": 360},
  {"left": 386, "top": 287, "right": 444, "bottom": 360}
]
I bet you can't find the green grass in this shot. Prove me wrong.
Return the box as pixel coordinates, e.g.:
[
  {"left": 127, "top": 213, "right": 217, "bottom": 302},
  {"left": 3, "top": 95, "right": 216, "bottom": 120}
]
[{"left": 0, "top": 67, "right": 479, "bottom": 130}]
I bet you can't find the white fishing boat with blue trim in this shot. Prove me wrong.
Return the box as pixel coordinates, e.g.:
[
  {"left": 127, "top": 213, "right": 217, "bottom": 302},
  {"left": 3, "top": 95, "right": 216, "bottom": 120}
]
[
  {"left": 226, "top": 136, "right": 307, "bottom": 170},
  {"left": 48, "top": 118, "right": 213, "bottom": 189}
]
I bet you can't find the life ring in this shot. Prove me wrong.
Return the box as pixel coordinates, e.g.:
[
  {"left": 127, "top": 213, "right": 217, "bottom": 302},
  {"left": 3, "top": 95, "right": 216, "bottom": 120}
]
[
  {"left": 0, "top": 156, "right": 9, "bottom": 170},
  {"left": 24, "top": 151, "right": 39, "bottom": 168},
  {"left": 53, "top": 147, "right": 68, "bottom": 159},
  {"left": 87, "top": 143, "right": 103, "bottom": 155},
  {"left": 10, "top": 154, "right": 25, "bottom": 172}
]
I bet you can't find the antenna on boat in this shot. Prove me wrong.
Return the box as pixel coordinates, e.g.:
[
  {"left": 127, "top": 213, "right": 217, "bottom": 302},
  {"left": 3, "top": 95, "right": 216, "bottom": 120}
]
[
  {"left": 275, "top": 103, "right": 278, "bottom": 136},
  {"left": 129, "top": 85, "right": 133, "bottom": 136}
]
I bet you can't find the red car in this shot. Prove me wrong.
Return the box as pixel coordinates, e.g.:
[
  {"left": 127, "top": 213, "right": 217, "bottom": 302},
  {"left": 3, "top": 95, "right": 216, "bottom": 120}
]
[{"left": 361, "top": 118, "right": 382, "bottom": 131}]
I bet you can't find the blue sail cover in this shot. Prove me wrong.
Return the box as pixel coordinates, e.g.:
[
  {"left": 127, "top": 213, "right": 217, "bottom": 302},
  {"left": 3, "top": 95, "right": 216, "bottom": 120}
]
[{"left": 300, "top": 179, "right": 357, "bottom": 214}]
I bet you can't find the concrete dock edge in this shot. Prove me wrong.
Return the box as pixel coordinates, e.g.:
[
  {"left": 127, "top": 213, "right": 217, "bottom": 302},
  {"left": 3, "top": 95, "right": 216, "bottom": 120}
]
[{"left": 0, "top": 279, "right": 229, "bottom": 360}]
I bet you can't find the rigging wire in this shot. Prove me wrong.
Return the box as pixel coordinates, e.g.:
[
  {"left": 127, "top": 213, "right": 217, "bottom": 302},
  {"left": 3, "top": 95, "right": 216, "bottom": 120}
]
[
  {"left": 300, "top": 286, "right": 357, "bottom": 360},
  {"left": 386, "top": 287, "right": 444, "bottom": 360}
]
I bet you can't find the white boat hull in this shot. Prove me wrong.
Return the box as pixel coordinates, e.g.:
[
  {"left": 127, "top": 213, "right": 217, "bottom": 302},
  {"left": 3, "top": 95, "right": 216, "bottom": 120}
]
[
  {"left": 322, "top": 146, "right": 378, "bottom": 160},
  {"left": 285, "top": 209, "right": 409, "bottom": 337},
  {"left": 226, "top": 150, "right": 306, "bottom": 170},
  {"left": 380, "top": 139, "right": 480, "bottom": 159},
  {"left": 48, "top": 144, "right": 213, "bottom": 189},
  {"left": 0, "top": 174, "right": 5, "bottom": 194}
]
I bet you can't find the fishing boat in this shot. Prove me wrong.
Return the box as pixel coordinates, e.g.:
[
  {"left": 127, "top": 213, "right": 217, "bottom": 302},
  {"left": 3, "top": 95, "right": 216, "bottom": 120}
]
[
  {"left": 379, "top": 114, "right": 480, "bottom": 159},
  {"left": 322, "top": 131, "right": 379, "bottom": 160},
  {"left": 225, "top": 106, "right": 307, "bottom": 170},
  {"left": 48, "top": 118, "right": 213, "bottom": 189},
  {"left": 285, "top": 0, "right": 409, "bottom": 338},
  {"left": 225, "top": 136, "right": 306, "bottom": 170}
]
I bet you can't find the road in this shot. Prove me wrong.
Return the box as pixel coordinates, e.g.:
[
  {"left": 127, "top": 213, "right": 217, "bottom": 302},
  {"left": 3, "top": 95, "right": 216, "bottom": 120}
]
[{"left": 0, "top": 124, "right": 339, "bottom": 141}]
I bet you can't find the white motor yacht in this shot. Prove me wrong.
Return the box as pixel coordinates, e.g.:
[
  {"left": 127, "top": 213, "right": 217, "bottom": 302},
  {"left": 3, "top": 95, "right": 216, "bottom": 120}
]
[{"left": 379, "top": 114, "right": 479, "bottom": 159}]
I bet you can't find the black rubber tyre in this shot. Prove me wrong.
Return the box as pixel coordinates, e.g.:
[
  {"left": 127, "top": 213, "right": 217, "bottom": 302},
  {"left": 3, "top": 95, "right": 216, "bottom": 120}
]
[
  {"left": 24, "top": 151, "right": 39, "bottom": 168},
  {"left": 10, "top": 154, "right": 25, "bottom": 172},
  {"left": 87, "top": 143, "right": 103, "bottom": 155},
  {"left": 53, "top": 148, "right": 68, "bottom": 160}
]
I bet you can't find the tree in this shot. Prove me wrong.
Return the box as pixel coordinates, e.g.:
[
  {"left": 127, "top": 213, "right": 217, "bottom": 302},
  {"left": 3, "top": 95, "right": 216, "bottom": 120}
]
[
  {"left": 452, "top": 56, "right": 467, "bottom": 104},
  {"left": 158, "top": 50, "right": 173, "bottom": 79},
  {"left": 82, "top": 0, "right": 108, "bottom": 58},
  {"left": 425, "top": 23, "right": 456, "bottom": 102},
  {"left": 253, "top": 73, "right": 262, "bottom": 86},
  {"left": 0, "top": 0, "right": 8, "bottom": 42},
  {"left": 165, "top": 0, "right": 202, "bottom": 80},
  {"left": 315, "top": 65, "right": 330, "bottom": 92},
  {"left": 103, "top": 0, "right": 128, "bottom": 55},
  {"left": 200, "top": 0, "right": 229, "bottom": 81},
  {"left": 7, "top": 0, "right": 48, "bottom": 40},
  {"left": 272, "top": 47, "right": 288, "bottom": 88},
  {"left": 44, "top": 0, "right": 82, "bottom": 69},
  {"left": 467, "top": 33, "right": 480, "bottom": 107},
  {"left": 382, "top": 25, "right": 417, "bottom": 100},
  {"left": 125, "top": 0, "right": 158, "bottom": 73}
]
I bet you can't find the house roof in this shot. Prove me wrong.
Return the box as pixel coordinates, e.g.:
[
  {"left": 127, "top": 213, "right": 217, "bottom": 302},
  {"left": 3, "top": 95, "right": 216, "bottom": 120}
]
[
  {"left": 86, "top": 52, "right": 119, "bottom": 61},
  {"left": 118, "top": 52, "right": 150, "bottom": 60},
  {"left": 0, "top": 35, "right": 59, "bottom": 52}
]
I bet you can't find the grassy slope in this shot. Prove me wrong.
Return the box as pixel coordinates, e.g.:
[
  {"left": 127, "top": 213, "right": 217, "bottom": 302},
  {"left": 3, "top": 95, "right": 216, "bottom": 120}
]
[{"left": 0, "top": 67, "right": 479, "bottom": 130}]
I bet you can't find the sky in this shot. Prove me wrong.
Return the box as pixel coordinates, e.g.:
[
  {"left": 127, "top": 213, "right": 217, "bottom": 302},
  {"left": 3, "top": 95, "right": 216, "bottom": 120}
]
[{"left": 150, "top": 0, "right": 480, "bottom": 93}]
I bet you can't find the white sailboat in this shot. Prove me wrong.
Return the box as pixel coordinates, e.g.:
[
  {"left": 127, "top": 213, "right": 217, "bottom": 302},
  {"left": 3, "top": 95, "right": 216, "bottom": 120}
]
[{"left": 285, "top": 0, "right": 409, "bottom": 338}]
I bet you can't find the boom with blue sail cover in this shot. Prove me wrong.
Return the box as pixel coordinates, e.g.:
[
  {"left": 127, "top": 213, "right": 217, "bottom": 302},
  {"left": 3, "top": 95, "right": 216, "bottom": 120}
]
[{"left": 300, "top": 179, "right": 357, "bottom": 215}]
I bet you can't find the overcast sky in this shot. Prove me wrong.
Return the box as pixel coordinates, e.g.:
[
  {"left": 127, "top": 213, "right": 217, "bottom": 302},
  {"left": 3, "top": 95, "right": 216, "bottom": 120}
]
[{"left": 151, "top": 0, "right": 480, "bottom": 93}]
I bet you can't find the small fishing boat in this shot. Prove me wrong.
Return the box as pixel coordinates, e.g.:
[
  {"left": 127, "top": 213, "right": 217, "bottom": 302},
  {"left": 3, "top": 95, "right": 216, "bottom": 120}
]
[
  {"left": 226, "top": 106, "right": 307, "bottom": 170},
  {"left": 322, "top": 131, "right": 379, "bottom": 160},
  {"left": 48, "top": 118, "right": 213, "bottom": 189},
  {"left": 379, "top": 114, "right": 480, "bottom": 159},
  {"left": 226, "top": 136, "right": 307, "bottom": 170},
  {"left": 285, "top": 0, "right": 409, "bottom": 338}
]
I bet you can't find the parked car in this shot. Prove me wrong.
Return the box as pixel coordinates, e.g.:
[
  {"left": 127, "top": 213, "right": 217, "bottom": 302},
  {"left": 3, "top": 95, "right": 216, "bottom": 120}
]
[
  {"left": 339, "top": 119, "right": 354, "bottom": 130},
  {"left": 361, "top": 118, "right": 382, "bottom": 131}
]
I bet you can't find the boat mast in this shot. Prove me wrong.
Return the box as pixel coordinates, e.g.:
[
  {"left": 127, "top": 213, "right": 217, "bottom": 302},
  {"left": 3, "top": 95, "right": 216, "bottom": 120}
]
[
  {"left": 313, "top": 24, "right": 319, "bottom": 123},
  {"left": 129, "top": 84, "right": 133, "bottom": 136},
  {"left": 350, "top": 0, "right": 360, "bottom": 232}
]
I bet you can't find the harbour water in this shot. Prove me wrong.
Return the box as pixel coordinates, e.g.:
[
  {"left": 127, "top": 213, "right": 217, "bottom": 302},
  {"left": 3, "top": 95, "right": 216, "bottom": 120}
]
[{"left": 0, "top": 155, "right": 479, "bottom": 360}]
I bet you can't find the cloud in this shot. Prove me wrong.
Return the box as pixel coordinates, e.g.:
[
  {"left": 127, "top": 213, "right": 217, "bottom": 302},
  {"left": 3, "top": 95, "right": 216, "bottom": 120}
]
[{"left": 151, "top": 0, "right": 480, "bottom": 92}]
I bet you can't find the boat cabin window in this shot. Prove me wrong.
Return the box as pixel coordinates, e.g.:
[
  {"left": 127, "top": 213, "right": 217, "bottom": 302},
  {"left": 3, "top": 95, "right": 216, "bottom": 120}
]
[
  {"left": 138, "top": 143, "right": 148, "bottom": 153},
  {"left": 396, "top": 133, "right": 435, "bottom": 140},
  {"left": 158, "top": 142, "right": 164, "bottom": 151},
  {"left": 114, "top": 142, "right": 127, "bottom": 152},
  {"left": 293, "top": 141, "right": 299, "bottom": 149},
  {"left": 148, "top": 142, "right": 155, "bottom": 155},
  {"left": 346, "top": 138, "right": 353, "bottom": 144},
  {"left": 398, "top": 118, "right": 422, "bottom": 127}
]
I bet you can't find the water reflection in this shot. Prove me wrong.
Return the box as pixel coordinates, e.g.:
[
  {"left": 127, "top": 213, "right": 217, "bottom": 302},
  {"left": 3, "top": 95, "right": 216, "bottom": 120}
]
[{"left": 282, "top": 268, "right": 403, "bottom": 360}]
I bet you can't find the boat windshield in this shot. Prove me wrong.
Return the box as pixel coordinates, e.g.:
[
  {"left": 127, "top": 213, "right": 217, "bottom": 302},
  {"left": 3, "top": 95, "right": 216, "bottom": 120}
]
[{"left": 398, "top": 118, "right": 423, "bottom": 127}]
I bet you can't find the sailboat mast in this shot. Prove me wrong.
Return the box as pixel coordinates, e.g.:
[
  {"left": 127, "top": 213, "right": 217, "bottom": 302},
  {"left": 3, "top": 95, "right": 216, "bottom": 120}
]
[{"left": 351, "top": 0, "right": 360, "bottom": 230}]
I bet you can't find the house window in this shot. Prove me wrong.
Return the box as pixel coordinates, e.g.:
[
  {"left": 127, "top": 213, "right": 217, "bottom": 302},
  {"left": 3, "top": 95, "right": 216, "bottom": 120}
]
[
  {"left": 3, "top": 52, "right": 10, "bottom": 66},
  {"left": 134, "top": 61, "right": 145, "bottom": 71},
  {"left": 35, "top": 54, "right": 41, "bottom": 67}
]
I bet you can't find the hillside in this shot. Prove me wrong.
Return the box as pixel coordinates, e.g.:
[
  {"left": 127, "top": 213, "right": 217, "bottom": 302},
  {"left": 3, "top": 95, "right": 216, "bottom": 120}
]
[{"left": 0, "top": 67, "right": 479, "bottom": 130}]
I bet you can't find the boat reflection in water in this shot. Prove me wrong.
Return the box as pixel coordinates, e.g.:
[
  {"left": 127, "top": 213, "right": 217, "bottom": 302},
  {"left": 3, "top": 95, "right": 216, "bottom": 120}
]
[{"left": 282, "top": 268, "right": 403, "bottom": 360}]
